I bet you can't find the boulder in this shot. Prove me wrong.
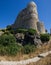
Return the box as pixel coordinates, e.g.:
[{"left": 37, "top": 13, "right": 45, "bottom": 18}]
[{"left": 15, "top": 33, "right": 24, "bottom": 43}]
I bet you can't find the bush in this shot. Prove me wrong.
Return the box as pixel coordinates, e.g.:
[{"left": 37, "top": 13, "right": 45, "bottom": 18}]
[
  {"left": 28, "top": 28, "right": 37, "bottom": 35},
  {"left": 9, "top": 30, "right": 14, "bottom": 34},
  {"left": 6, "top": 44, "right": 22, "bottom": 55},
  {"left": 4, "top": 31, "right": 10, "bottom": 34},
  {"left": 1, "top": 29, "right": 5, "bottom": 32},
  {"left": 14, "top": 28, "right": 36, "bottom": 34},
  {"left": 0, "top": 33, "right": 16, "bottom": 46},
  {"left": 0, "top": 33, "right": 23, "bottom": 56},
  {"left": 16, "top": 28, "right": 27, "bottom": 34},
  {"left": 23, "top": 44, "right": 36, "bottom": 54},
  {"left": 6, "top": 25, "right": 12, "bottom": 30},
  {"left": 40, "top": 34, "right": 50, "bottom": 42},
  {"left": 0, "top": 45, "right": 7, "bottom": 55},
  {"left": 0, "top": 44, "right": 22, "bottom": 56},
  {"left": 6, "top": 25, "right": 14, "bottom": 34}
]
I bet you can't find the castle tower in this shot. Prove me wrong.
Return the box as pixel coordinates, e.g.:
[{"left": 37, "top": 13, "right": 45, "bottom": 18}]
[
  {"left": 37, "top": 22, "right": 45, "bottom": 34},
  {"left": 12, "top": 1, "right": 45, "bottom": 34},
  {"left": 26, "top": 1, "right": 39, "bottom": 30},
  {"left": 12, "top": 1, "right": 39, "bottom": 30}
]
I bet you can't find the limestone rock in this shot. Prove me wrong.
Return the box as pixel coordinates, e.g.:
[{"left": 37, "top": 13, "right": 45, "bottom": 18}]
[
  {"left": 23, "top": 32, "right": 42, "bottom": 46},
  {"left": 12, "top": 1, "right": 45, "bottom": 34},
  {"left": 15, "top": 33, "right": 24, "bottom": 43}
]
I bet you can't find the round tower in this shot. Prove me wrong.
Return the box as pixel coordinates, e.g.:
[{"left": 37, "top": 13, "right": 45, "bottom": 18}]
[
  {"left": 12, "top": 1, "right": 39, "bottom": 31},
  {"left": 12, "top": 1, "right": 45, "bottom": 34},
  {"left": 26, "top": 1, "right": 39, "bottom": 30}
]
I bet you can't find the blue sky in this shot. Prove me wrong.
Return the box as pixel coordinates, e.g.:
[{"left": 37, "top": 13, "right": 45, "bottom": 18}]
[{"left": 0, "top": 0, "right": 51, "bottom": 33}]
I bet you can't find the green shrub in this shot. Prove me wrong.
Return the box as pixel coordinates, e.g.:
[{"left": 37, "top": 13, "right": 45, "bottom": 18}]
[
  {"left": 6, "top": 25, "right": 14, "bottom": 34},
  {"left": 6, "top": 25, "right": 12, "bottom": 30},
  {"left": 14, "top": 28, "right": 36, "bottom": 34},
  {"left": 1, "top": 29, "right": 5, "bottom": 32},
  {"left": 0, "top": 33, "right": 16, "bottom": 46},
  {"left": 0, "top": 33, "right": 23, "bottom": 56},
  {"left": 9, "top": 30, "right": 14, "bottom": 34},
  {"left": 23, "top": 44, "right": 36, "bottom": 54},
  {"left": 4, "top": 31, "right": 10, "bottom": 34},
  {"left": 6, "top": 44, "right": 22, "bottom": 55},
  {"left": 0, "top": 45, "right": 7, "bottom": 55},
  {"left": 40, "top": 34, "right": 50, "bottom": 42},
  {"left": 16, "top": 28, "right": 27, "bottom": 34},
  {"left": 0, "top": 44, "right": 22, "bottom": 56},
  {"left": 28, "top": 28, "right": 37, "bottom": 35},
  {"left": 0, "top": 33, "right": 23, "bottom": 55}
]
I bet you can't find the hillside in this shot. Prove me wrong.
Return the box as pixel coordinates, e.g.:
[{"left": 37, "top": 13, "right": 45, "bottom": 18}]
[{"left": 0, "top": 40, "right": 51, "bottom": 61}]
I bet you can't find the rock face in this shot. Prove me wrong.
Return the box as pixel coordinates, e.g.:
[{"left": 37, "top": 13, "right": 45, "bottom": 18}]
[
  {"left": 12, "top": 1, "right": 45, "bottom": 34},
  {"left": 15, "top": 33, "right": 24, "bottom": 43},
  {"left": 23, "top": 32, "right": 42, "bottom": 46}
]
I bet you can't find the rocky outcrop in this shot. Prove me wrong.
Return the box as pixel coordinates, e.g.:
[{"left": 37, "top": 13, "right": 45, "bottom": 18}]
[
  {"left": 15, "top": 32, "right": 42, "bottom": 46},
  {"left": 12, "top": 1, "right": 45, "bottom": 34},
  {"left": 23, "top": 32, "right": 42, "bottom": 46},
  {"left": 15, "top": 33, "right": 24, "bottom": 43}
]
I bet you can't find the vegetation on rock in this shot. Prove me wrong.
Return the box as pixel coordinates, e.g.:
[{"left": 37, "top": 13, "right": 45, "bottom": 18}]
[
  {"left": 28, "top": 28, "right": 37, "bottom": 35},
  {"left": 15, "top": 28, "right": 27, "bottom": 34},
  {"left": 40, "top": 34, "right": 50, "bottom": 42},
  {"left": 0, "top": 27, "right": 50, "bottom": 56}
]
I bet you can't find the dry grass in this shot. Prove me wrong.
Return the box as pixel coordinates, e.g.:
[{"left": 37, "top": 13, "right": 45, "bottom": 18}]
[
  {"left": 27, "top": 54, "right": 51, "bottom": 65},
  {"left": 0, "top": 40, "right": 51, "bottom": 61}
]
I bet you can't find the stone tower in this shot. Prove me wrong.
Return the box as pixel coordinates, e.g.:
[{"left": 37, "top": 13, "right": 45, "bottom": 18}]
[
  {"left": 50, "top": 28, "right": 51, "bottom": 34},
  {"left": 12, "top": 1, "right": 45, "bottom": 34},
  {"left": 37, "top": 22, "right": 45, "bottom": 33}
]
